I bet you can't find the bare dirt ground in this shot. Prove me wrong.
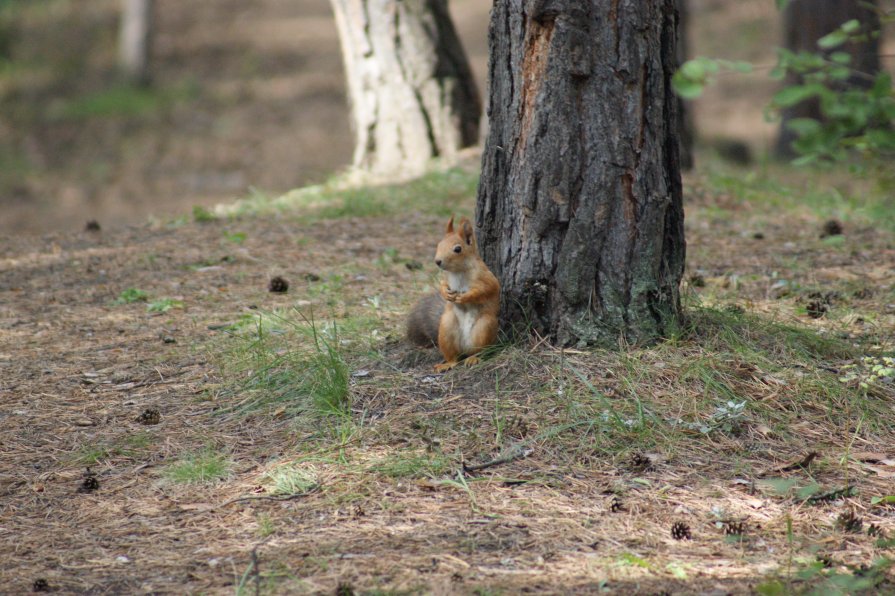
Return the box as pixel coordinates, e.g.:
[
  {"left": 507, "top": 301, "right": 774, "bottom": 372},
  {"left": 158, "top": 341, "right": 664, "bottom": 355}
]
[{"left": 2, "top": 162, "right": 895, "bottom": 593}]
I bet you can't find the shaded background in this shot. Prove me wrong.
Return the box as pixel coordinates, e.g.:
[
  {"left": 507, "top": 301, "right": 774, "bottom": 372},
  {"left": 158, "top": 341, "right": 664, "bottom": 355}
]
[{"left": 0, "top": 0, "right": 892, "bottom": 235}]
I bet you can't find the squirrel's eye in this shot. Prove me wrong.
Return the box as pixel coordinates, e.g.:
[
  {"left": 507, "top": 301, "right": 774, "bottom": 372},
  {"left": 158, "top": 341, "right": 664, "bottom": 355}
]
[{"left": 453, "top": 245, "right": 462, "bottom": 254}]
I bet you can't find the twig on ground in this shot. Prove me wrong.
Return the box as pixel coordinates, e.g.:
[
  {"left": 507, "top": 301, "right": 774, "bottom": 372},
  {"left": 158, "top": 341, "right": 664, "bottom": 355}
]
[{"left": 462, "top": 445, "right": 533, "bottom": 475}]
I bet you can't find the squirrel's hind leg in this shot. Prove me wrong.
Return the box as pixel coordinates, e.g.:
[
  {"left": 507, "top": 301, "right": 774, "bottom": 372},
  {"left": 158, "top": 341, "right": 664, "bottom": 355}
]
[{"left": 435, "top": 307, "right": 461, "bottom": 372}]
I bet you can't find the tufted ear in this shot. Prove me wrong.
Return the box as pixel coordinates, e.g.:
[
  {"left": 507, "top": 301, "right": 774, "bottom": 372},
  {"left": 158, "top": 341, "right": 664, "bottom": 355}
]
[
  {"left": 445, "top": 215, "right": 455, "bottom": 234},
  {"left": 458, "top": 217, "right": 475, "bottom": 247}
]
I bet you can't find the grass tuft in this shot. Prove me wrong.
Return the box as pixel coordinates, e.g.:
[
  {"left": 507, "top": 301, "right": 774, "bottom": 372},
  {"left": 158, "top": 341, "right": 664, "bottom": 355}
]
[
  {"left": 219, "top": 309, "right": 353, "bottom": 420},
  {"left": 163, "top": 447, "right": 230, "bottom": 484}
]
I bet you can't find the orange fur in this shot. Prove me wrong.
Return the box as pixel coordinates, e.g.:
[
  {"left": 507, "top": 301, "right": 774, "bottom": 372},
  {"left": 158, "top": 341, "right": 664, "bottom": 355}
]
[{"left": 430, "top": 216, "right": 500, "bottom": 372}]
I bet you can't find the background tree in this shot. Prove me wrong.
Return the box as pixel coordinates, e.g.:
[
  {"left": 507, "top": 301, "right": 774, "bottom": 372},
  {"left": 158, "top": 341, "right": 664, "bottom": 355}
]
[
  {"left": 118, "top": 0, "right": 154, "bottom": 85},
  {"left": 476, "top": 0, "right": 685, "bottom": 347},
  {"left": 329, "top": 0, "right": 481, "bottom": 179},
  {"left": 676, "top": 0, "right": 694, "bottom": 170},
  {"left": 775, "top": 0, "right": 881, "bottom": 157}
]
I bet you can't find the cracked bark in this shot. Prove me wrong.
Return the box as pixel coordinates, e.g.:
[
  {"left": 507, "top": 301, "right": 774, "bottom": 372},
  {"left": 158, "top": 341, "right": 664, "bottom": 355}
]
[
  {"left": 476, "top": 0, "right": 685, "bottom": 347},
  {"left": 329, "top": 0, "right": 481, "bottom": 178}
]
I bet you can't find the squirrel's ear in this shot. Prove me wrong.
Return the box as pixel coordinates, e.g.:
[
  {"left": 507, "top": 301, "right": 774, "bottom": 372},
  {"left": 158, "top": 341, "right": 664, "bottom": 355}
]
[
  {"left": 445, "top": 215, "right": 455, "bottom": 234},
  {"left": 459, "top": 217, "right": 474, "bottom": 246}
]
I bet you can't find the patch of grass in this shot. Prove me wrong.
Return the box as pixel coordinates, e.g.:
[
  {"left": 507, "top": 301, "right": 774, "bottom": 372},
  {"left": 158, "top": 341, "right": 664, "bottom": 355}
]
[
  {"left": 223, "top": 230, "right": 246, "bottom": 244},
  {"left": 163, "top": 447, "right": 230, "bottom": 484},
  {"left": 698, "top": 158, "right": 895, "bottom": 232},
  {"left": 114, "top": 287, "right": 149, "bottom": 304},
  {"left": 220, "top": 167, "right": 478, "bottom": 221},
  {"left": 147, "top": 298, "right": 184, "bottom": 313},
  {"left": 47, "top": 82, "right": 197, "bottom": 121},
  {"left": 219, "top": 309, "right": 359, "bottom": 420},
  {"left": 192, "top": 205, "right": 215, "bottom": 223},
  {"left": 75, "top": 431, "right": 155, "bottom": 465},
  {"left": 368, "top": 451, "right": 450, "bottom": 479},
  {"left": 261, "top": 464, "right": 318, "bottom": 496}
]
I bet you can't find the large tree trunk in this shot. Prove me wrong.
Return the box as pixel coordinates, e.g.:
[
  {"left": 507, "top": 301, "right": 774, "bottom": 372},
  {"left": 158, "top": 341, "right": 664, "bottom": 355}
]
[
  {"left": 476, "top": 0, "right": 685, "bottom": 347},
  {"left": 118, "top": 0, "right": 154, "bottom": 86},
  {"left": 775, "top": 0, "right": 880, "bottom": 158},
  {"left": 329, "top": 0, "right": 481, "bottom": 179}
]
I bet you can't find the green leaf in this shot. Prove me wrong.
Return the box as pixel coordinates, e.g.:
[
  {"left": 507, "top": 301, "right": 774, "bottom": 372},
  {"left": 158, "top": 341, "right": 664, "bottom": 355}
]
[
  {"left": 818, "top": 29, "right": 848, "bottom": 49},
  {"left": 871, "top": 495, "right": 895, "bottom": 506},
  {"left": 773, "top": 84, "right": 823, "bottom": 108},
  {"left": 830, "top": 51, "right": 852, "bottom": 65},
  {"left": 841, "top": 19, "right": 860, "bottom": 34},
  {"left": 785, "top": 118, "right": 821, "bottom": 136},
  {"left": 672, "top": 71, "right": 705, "bottom": 99}
]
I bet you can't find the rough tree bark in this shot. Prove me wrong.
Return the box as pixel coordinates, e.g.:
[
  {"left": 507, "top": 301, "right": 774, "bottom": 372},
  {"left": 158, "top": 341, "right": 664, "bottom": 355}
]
[
  {"left": 329, "top": 0, "right": 481, "bottom": 179},
  {"left": 476, "top": 0, "right": 685, "bottom": 347},
  {"left": 119, "top": 0, "right": 154, "bottom": 85},
  {"left": 776, "top": 0, "right": 881, "bottom": 157}
]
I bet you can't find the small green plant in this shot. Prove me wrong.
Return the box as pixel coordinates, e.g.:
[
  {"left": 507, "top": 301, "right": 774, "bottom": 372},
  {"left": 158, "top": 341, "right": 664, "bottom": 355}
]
[
  {"left": 164, "top": 447, "right": 230, "bottom": 484},
  {"left": 256, "top": 513, "right": 276, "bottom": 538},
  {"left": 192, "top": 205, "right": 215, "bottom": 223},
  {"left": 838, "top": 355, "right": 894, "bottom": 390},
  {"left": 223, "top": 231, "right": 246, "bottom": 244},
  {"left": 147, "top": 298, "right": 184, "bottom": 313},
  {"left": 674, "top": 10, "right": 895, "bottom": 172},
  {"left": 114, "top": 287, "right": 149, "bottom": 304}
]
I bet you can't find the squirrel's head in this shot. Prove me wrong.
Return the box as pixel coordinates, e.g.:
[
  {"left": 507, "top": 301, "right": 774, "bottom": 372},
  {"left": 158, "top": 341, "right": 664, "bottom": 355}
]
[{"left": 435, "top": 215, "right": 477, "bottom": 271}]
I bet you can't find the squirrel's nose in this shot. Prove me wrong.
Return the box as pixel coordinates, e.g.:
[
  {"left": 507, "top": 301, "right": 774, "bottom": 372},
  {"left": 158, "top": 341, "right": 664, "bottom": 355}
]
[{"left": 435, "top": 259, "right": 442, "bottom": 268}]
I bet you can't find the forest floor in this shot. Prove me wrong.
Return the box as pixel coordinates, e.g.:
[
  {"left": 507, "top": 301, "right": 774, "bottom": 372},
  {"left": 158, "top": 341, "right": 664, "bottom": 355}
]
[{"left": 2, "top": 158, "right": 895, "bottom": 594}]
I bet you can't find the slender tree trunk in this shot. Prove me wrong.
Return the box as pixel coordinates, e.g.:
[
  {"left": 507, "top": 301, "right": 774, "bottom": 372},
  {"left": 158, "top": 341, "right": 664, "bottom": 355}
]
[
  {"left": 329, "top": 0, "right": 481, "bottom": 179},
  {"left": 776, "top": 0, "right": 880, "bottom": 157},
  {"left": 676, "top": 0, "right": 694, "bottom": 170},
  {"left": 476, "top": 0, "right": 685, "bottom": 347},
  {"left": 119, "top": 0, "right": 154, "bottom": 86}
]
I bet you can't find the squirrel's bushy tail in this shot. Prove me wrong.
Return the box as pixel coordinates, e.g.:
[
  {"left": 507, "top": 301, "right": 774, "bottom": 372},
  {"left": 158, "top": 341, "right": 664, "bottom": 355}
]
[{"left": 406, "top": 292, "right": 444, "bottom": 347}]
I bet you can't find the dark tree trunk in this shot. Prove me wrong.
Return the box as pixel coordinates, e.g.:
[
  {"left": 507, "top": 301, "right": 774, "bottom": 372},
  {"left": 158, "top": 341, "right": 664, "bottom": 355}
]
[
  {"left": 119, "top": 0, "right": 154, "bottom": 86},
  {"left": 476, "top": 0, "right": 685, "bottom": 347},
  {"left": 329, "top": 0, "right": 481, "bottom": 179},
  {"left": 775, "top": 0, "right": 881, "bottom": 158},
  {"left": 676, "top": 0, "right": 694, "bottom": 170}
]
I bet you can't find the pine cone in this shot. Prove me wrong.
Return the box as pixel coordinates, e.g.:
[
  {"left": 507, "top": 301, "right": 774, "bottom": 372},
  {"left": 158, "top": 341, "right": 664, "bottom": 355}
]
[
  {"left": 723, "top": 520, "right": 746, "bottom": 536},
  {"left": 836, "top": 510, "right": 863, "bottom": 533},
  {"left": 609, "top": 496, "right": 624, "bottom": 513},
  {"left": 268, "top": 276, "right": 289, "bottom": 293},
  {"left": 78, "top": 473, "right": 99, "bottom": 493},
  {"left": 137, "top": 408, "right": 161, "bottom": 425},
  {"left": 671, "top": 521, "right": 691, "bottom": 540},
  {"left": 630, "top": 452, "right": 653, "bottom": 471}
]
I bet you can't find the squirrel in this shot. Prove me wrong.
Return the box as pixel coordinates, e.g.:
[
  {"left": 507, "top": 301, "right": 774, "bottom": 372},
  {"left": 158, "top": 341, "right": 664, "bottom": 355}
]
[{"left": 407, "top": 216, "right": 500, "bottom": 372}]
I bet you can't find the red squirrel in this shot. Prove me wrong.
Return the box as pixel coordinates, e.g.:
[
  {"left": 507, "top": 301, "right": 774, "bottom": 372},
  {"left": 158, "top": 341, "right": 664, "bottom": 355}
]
[{"left": 407, "top": 216, "right": 500, "bottom": 372}]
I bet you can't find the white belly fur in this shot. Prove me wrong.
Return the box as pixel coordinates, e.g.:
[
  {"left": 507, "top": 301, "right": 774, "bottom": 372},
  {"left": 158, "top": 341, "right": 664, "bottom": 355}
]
[
  {"left": 446, "top": 272, "right": 476, "bottom": 353},
  {"left": 454, "top": 304, "right": 479, "bottom": 353}
]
